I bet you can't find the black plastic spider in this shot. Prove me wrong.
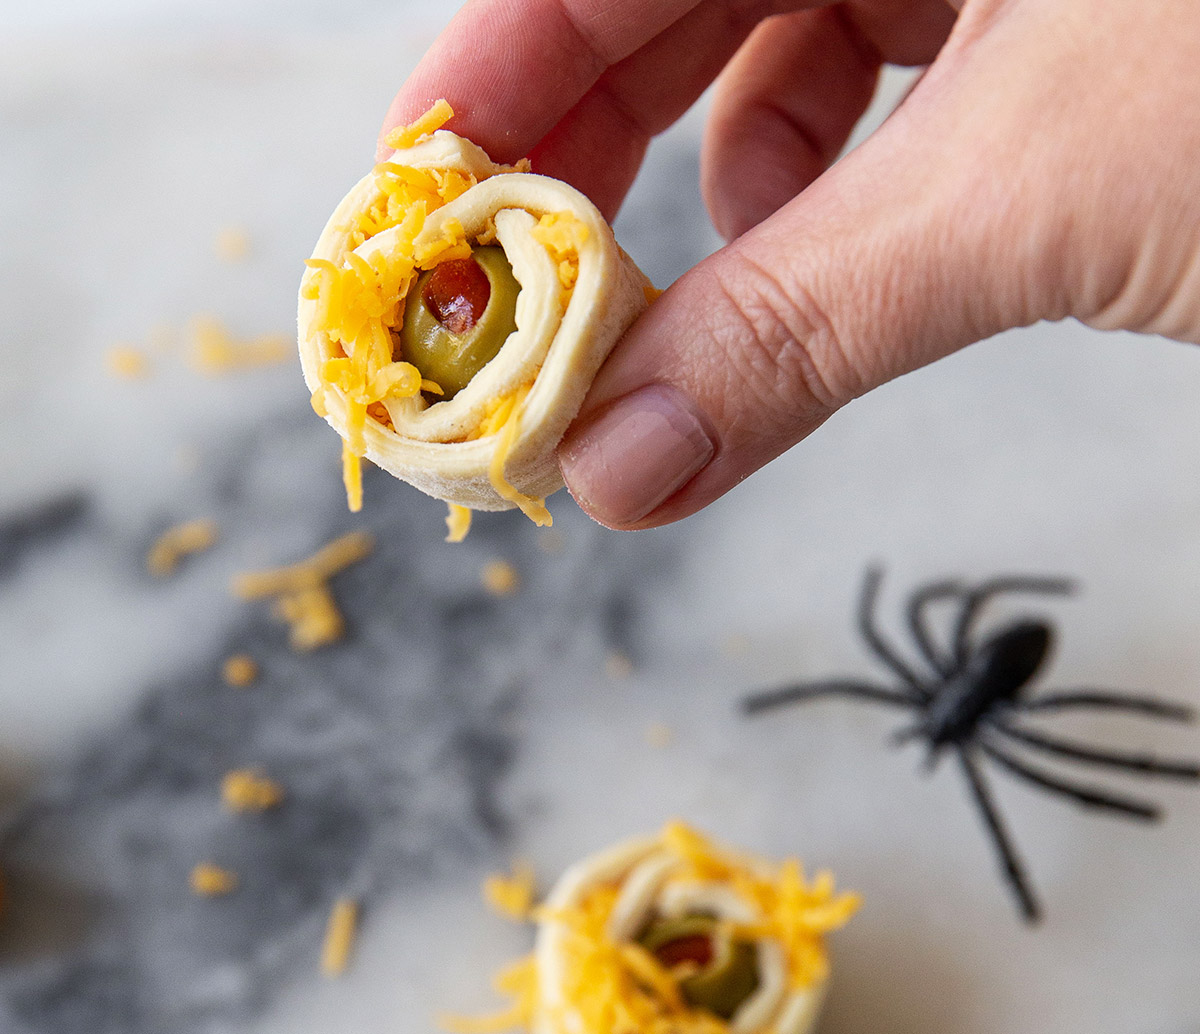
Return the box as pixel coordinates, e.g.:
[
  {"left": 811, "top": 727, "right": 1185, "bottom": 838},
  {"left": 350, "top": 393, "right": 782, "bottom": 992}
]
[{"left": 743, "top": 568, "right": 1200, "bottom": 922}]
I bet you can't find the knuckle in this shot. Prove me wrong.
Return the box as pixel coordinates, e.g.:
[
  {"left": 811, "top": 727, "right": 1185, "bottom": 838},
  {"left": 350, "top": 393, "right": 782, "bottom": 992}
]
[{"left": 705, "top": 249, "right": 859, "bottom": 431}]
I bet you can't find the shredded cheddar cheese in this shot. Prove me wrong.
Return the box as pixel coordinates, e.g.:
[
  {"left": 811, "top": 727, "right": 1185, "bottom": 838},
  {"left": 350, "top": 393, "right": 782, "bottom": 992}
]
[
  {"left": 147, "top": 519, "right": 218, "bottom": 576},
  {"left": 604, "top": 651, "right": 634, "bottom": 680},
  {"left": 481, "top": 559, "right": 520, "bottom": 597},
  {"left": 530, "top": 212, "right": 588, "bottom": 309},
  {"left": 447, "top": 822, "right": 859, "bottom": 1034},
  {"left": 484, "top": 388, "right": 552, "bottom": 527},
  {"left": 484, "top": 860, "right": 538, "bottom": 922},
  {"left": 190, "top": 316, "right": 290, "bottom": 373},
  {"left": 231, "top": 531, "right": 373, "bottom": 651},
  {"left": 215, "top": 225, "right": 251, "bottom": 262},
  {"left": 221, "top": 769, "right": 284, "bottom": 812},
  {"left": 445, "top": 503, "right": 473, "bottom": 543},
  {"left": 221, "top": 653, "right": 258, "bottom": 687},
  {"left": 644, "top": 723, "right": 675, "bottom": 749},
  {"left": 321, "top": 897, "right": 360, "bottom": 977},
  {"left": 190, "top": 863, "right": 238, "bottom": 897},
  {"left": 384, "top": 98, "right": 455, "bottom": 150},
  {"left": 106, "top": 345, "right": 151, "bottom": 379}
]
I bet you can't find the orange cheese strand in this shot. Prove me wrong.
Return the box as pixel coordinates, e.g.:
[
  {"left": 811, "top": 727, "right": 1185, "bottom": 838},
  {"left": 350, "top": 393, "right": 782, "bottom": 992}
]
[
  {"left": 146, "top": 519, "right": 218, "bottom": 576},
  {"left": 486, "top": 390, "right": 552, "bottom": 527},
  {"left": 231, "top": 532, "right": 373, "bottom": 651},
  {"left": 384, "top": 98, "right": 454, "bottom": 150},
  {"left": 321, "top": 897, "right": 360, "bottom": 977},
  {"left": 445, "top": 503, "right": 472, "bottom": 543},
  {"left": 484, "top": 860, "right": 538, "bottom": 921},
  {"left": 531, "top": 212, "right": 588, "bottom": 308}
]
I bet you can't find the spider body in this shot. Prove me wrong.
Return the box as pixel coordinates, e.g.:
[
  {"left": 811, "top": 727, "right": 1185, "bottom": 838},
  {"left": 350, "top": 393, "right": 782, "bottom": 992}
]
[
  {"left": 744, "top": 568, "right": 1200, "bottom": 922},
  {"left": 910, "top": 620, "right": 1051, "bottom": 756}
]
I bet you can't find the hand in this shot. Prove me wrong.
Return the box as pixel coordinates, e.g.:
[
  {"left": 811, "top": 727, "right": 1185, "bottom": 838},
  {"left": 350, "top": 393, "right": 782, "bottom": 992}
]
[{"left": 381, "top": 0, "right": 1200, "bottom": 529}]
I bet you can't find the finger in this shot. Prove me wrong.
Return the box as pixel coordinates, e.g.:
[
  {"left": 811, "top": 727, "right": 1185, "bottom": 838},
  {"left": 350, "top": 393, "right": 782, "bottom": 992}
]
[
  {"left": 376, "top": 0, "right": 706, "bottom": 164},
  {"left": 702, "top": 8, "right": 882, "bottom": 242},
  {"left": 378, "top": 1, "right": 819, "bottom": 216},
  {"left": 526, "top": 0, "right": 807, "bottom": 219},
  {"left": 556, "top": 4, "right": 1073, "bottom": 530},
  {"left": 703, "top": 0, "right": 959, "bottom": 241},
  {"left": 842, "top": 0, "right": 959, "bottom": 66}
]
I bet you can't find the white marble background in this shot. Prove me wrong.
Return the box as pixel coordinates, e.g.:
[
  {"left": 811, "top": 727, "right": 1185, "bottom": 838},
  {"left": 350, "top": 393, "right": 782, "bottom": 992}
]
[{"left": 2, "top": 3, "right": 1199, "bottom": 1033}]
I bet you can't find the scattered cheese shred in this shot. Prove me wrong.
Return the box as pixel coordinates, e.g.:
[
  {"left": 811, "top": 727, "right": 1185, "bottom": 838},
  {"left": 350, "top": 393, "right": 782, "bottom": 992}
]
[
  {"left": 445, "top": 503, "right": 473, "bottom": 543},
  {"left": 447, "top": 822, "right": 859, "bottom": 1034},
  {"left": 604, "top": 651, "right": 634, "bottom": 681},
  {"left": 190, "top": 863, "right": 238, "bottom": 897},
  {"left": 221, "top": 653, "right": 258, "bottom": 687},
  {"left": 215, "top": 225, "right": 251, "bottom": 262},
  {"left": 485, "top": 389, "right": 552, "bottom": 527},
  {"left": 321, "top": 897, "right": 360, "bottom": 977},
  {"left": 384, "top": 98, "right": 455, "bottom": 150},
  {"left": 190, "top": 316, "right": 290, "bottom": 373},
  {"left": 440, "top": 956, "right": 540, "bottom": 1034},
  {"left": 147, "top": 519, "right": 218, "bottom": 576},
  {"left": 106, "top": 345, "right": 151, "bottom": 379},
  {"left": 530, "top": 212, "right": 588, "bottom": 309},
  {"left": 644, "top": 722, "right": 675, "bottom": 749},
  {"left": 342, "top": 440, "right": 364, "bottom": 513},
  {"left": 481, "top": 559, "right": 520, "bottom": 597},
  {"left": 221, "top": 769, "right": 284, "bottom": 812},
  {"left": 231, "top": 531, "right": 373, "bottom": 651},
  {"left": 484, "top": 860, "right": 538, "bottom": 922}
]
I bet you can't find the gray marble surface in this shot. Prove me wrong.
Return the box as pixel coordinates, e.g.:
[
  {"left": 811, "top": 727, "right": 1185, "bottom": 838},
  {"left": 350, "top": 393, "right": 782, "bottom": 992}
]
[{"left": 2, "top": 4, "right": 1199, "bottom": 1033}]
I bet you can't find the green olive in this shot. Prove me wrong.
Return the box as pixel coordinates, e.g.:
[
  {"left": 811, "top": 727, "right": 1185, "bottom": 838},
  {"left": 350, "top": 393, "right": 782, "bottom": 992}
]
[
  {"left": 638, "top": 913, "right": 760, "bottom": 1020},
  {"left": 397, "top": 245, "right": 520, "bottom": 400}
]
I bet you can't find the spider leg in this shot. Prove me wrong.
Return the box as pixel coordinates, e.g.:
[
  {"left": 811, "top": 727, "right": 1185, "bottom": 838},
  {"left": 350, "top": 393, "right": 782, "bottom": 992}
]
[
  {"left": 742, "top": 680, "right": 919, "bottom": 716},
  {"left": 905, "top": 579, "right": 964, "bottom": 678},
  {"left": 1019, "top": 690, "right": 1194, "bottom": 723},
  {"left": 952, "top": 576, "right": 1075, "bottom": 668},
  {"left": 992, "top": 719, "right": 1200, "bottom": 780},
  {"left": 980, "top": 734, "right": 1161, "bottom": 820},
  {"left": 956, "top": 745, "right": 1041, "bottom": 923},
  {"left": 857, "top": 566, "right": 929, "bottom": 698}
]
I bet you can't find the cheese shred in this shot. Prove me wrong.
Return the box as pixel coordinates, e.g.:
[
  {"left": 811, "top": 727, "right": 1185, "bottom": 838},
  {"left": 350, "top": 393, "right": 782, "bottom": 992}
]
[
  {"left": 231, "top": 531, "right": 373, "bottom": 651},
  {"left": 221, "top": 653, "right": 259, "bottom": 687},
  {"left": 484, "top": 861, "right": 538, "bottom": 922},
  {"left": 147, "top": 519, "right": 218, "bottom": 576},
  {"left": 190, "top": 863, "right": 238, "bottom": 897},
  {"left": 190, "top": 316, "right": 290, "bottom": 372},
  {"left": 445, "top": 503, "right": 473, "bottom": 543},
  {"left": 384, "top": 99, "right": 455, "bottom": 151},
  {"left": 321, "top": 897, "right": 360, "bottom": 978},
  {"left": 221, "top": 769, "right": 284, "bottom": 812}
]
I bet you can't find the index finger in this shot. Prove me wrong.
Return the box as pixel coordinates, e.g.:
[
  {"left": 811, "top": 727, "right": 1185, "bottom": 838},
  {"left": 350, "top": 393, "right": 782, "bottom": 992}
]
[{"left": 378, "top": 0, "right": 704, "bottom": 164}]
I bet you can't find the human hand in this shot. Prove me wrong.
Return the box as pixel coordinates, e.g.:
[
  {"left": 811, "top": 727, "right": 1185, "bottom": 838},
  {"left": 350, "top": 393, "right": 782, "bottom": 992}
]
[{"left": 381, "top": 0, "right": 1200, "bottom": 529}]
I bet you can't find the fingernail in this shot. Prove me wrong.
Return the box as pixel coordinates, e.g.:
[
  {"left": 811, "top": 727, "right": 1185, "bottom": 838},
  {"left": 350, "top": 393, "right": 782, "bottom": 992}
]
[{"left": 559, "top": 384, "right": 716, "bottom": 526}]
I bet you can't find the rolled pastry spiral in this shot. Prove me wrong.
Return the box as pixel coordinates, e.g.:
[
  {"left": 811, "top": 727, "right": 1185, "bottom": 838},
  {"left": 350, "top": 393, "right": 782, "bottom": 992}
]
[
  {"left": 298, "top": 103, "right": 653, "bottom": 526},
  {"left": 451, "top": 823, "right": 858, "bottom": 1034}
]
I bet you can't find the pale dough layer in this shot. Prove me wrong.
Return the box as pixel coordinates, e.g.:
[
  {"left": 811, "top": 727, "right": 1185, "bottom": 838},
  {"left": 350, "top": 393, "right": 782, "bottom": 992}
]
[{"left": 297, "top": 131, "right": 652, "bottom": 511}]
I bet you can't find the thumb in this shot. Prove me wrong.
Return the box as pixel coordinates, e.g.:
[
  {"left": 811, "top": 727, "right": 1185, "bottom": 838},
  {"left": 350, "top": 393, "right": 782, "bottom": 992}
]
[{"left": 557, "top": 10, "right": 1070, "bottom": 529}]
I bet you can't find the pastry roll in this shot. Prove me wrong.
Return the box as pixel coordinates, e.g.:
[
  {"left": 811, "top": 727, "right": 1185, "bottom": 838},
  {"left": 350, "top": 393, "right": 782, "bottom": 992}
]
[
  {"left": 298, "top": 102, "right": 654, "bottom": 531},
  {"left": 452, "top": 822, "right": 858, "bottom": 1034}
]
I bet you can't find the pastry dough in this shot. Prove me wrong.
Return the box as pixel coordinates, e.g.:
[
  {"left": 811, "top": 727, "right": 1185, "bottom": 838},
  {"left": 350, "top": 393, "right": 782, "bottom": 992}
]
[{"left": 298, "top": 104, "right": 653, "bottom": 522}]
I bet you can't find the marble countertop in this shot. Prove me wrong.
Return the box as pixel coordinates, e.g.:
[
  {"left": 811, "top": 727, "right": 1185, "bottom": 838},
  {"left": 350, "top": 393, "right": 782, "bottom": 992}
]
[{"left": 2, "top": 4, "right": 1199, "bottom": 1033}]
